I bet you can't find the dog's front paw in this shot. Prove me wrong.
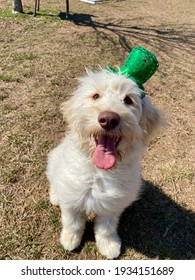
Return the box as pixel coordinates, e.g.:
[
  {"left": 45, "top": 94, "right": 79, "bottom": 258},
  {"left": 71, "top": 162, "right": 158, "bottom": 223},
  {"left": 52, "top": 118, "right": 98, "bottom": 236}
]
[
  {"left": 96, "top": 233, "right": 121, "bottom": 259},
  {"left": 60, "top": 229, "right": 82, "bottom": 251}
]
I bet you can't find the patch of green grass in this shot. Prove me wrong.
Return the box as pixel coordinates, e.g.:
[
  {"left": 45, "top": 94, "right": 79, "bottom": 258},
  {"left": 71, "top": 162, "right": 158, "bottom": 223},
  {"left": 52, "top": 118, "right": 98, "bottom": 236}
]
[
  {"left": 160, "top": 161, "right": 195, "bottom": 183},
  {"left": 2, "top": 168, "right": 20, "bottom": 184},
  {"left": 20, "top": 112, "right": 32, "bottom": 120},
  {"left": 185, "top": 172, "right": 195, "bottom": 182},
  {"left": 50, "top": 79, "right": 60, "bottom": 86},
  {"left": 49, "top": 209, "right": 60, "bottom": 228},
  {"left": 12, "top": 52, "right": 38, "bottom": 62},
  {"left": 0, "top": 193, "right": 11, "bottom": 208},
  {"left": 0, "top": 74, "right": 21, "bottom": 83},
  {"left": 31, "top": 245, "right": 44, "bottom": 259},
  {"left": 0, "top": 9, "right": 29, "bottom": 19},
  {"left": 2, "top": 104, "right": 14, "bottom": 114},
  {"left": 35, "top": 199, "right": 49, "bottom": 211},
  {"left": 23, "top": 71, "right": 33, "bottom": 78},
  {"left": 0, "top": 8, "right": 67, "bottom": 22},
  {"left": 83, "top": 242, "right": 98, "bottom": 254},
  {"left": 39, "top": 140, "right": 50, "bottom": 151},
  {"left": 25, "top": 239, "right": 44, "bottom": 259},
  {"left": 32, "top": 165, "right": 46, "bottom": 178},
  {"left": 0, "top": 93, "right": 9, "bottom": 101},
  {"left": 7, "top": 134, "right": 23, "bottom": 147}
]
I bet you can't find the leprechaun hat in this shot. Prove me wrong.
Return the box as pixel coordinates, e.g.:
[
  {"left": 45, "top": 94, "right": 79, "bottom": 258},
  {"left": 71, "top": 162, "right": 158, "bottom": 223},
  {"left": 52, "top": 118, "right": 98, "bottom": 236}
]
[{"left": 107, "top": 46, "right": 159, "bottom": 98}]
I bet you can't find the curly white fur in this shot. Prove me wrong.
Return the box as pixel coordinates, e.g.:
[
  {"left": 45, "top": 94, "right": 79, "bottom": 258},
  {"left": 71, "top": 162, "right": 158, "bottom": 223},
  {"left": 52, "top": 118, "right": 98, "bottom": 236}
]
[{"left": 46, "top": 70, "right": 161, "bottom": 259}]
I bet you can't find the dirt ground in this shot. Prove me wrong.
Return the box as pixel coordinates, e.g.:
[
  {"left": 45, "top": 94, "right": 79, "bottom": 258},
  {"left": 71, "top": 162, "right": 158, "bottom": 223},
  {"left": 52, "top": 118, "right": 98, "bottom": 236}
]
[{"left": 0, "top": 0, "right": 195, "bottom": 260}]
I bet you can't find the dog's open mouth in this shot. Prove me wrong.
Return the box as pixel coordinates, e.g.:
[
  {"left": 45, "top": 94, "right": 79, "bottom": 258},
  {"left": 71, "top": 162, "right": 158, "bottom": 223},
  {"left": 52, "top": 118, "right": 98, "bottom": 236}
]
[{"left": 93, "top": 134, "right": 121, "bottom": 170}]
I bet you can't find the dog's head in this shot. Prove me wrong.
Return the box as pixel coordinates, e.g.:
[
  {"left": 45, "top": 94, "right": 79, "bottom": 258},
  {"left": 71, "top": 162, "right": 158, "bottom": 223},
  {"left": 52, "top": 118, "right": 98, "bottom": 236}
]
[{"left": 61, "top": 70, "right": 162, "bottom": 170}]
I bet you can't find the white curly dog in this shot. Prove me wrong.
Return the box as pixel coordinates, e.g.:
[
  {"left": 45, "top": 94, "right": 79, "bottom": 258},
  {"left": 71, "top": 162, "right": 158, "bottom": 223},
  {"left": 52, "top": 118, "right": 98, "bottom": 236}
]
[{"left": 46, "top": 70, "right": 161, "bottom": 259}]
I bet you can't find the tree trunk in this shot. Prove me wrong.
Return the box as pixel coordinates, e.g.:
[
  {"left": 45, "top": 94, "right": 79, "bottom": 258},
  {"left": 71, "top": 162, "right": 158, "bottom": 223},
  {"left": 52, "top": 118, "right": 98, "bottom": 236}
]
[{"left": 12, "top": 0, "right": 24, "bottom": 13}]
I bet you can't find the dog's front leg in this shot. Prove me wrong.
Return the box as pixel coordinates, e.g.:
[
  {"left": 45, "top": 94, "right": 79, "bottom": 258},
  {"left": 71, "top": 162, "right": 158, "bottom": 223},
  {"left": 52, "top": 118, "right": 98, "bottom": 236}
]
[
  {"left": 60, "top": 208, "right": 86, "bottom": 251},
  {"left": 94, "top": 215, "right": 121, "bottom": 259}
]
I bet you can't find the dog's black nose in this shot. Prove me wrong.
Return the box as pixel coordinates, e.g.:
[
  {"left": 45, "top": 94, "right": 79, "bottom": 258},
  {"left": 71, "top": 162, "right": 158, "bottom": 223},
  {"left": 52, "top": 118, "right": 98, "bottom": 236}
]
[{"left": 98, "top": 111, "right": 120, "bottom": 130}]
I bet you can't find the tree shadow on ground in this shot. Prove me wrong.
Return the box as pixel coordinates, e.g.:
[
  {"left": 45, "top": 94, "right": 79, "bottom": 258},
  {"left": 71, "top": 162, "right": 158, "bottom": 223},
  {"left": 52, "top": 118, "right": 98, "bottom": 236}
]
[
  {"left": 59, "top": 12, "right": 195, "bottom": 65},
  {"left": 118, "top": 180, "right": 195, "bottom": 260}
]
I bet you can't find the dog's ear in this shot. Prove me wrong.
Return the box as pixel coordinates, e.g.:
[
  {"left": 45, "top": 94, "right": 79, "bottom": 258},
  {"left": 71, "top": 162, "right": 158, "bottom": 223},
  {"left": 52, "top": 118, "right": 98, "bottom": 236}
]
[{"left": 140, "top": 97, "right": 162, "bottom": 144}]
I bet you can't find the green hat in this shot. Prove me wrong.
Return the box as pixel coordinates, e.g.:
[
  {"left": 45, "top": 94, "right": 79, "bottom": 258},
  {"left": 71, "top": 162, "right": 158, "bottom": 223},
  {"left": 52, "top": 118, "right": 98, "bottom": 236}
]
[{"left": 107, "top": 46, "right": 159, "bottom": 99}]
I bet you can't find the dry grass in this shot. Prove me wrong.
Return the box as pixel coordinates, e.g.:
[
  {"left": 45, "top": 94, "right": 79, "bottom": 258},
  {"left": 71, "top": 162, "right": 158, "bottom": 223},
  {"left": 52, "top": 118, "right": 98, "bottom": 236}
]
[{"left": 0, "top": 0, "right": 195, "bottom": 260}]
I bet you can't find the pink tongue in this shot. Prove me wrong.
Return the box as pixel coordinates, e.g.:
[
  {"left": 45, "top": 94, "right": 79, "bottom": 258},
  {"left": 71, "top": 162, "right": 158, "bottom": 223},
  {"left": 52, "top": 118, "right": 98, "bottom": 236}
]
[{"left": 93, "top": 135, "right": 116, "bottom": 170}]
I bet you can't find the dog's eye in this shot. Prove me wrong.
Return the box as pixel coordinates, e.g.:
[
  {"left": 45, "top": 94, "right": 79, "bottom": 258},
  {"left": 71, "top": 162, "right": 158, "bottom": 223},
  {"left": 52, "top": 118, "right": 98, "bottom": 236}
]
[
  {"left": 124, "top": 96, "right": 134, "bottom": 105},
  {"left": 92, "top": 93, "right": 100, "bottom": 100}
]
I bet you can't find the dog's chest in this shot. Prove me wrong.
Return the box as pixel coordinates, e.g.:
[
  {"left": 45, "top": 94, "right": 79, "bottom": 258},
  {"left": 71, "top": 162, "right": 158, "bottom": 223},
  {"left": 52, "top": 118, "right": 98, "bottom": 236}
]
[{"left": 79, "top": 172, "right": 132, "bottom": 215}]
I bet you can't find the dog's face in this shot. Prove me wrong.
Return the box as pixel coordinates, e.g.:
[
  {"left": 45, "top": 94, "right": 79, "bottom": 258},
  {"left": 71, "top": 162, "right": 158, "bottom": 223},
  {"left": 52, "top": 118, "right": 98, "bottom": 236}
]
[{"left": 61, "top": 70, "right": 161, "bottom": 170}]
